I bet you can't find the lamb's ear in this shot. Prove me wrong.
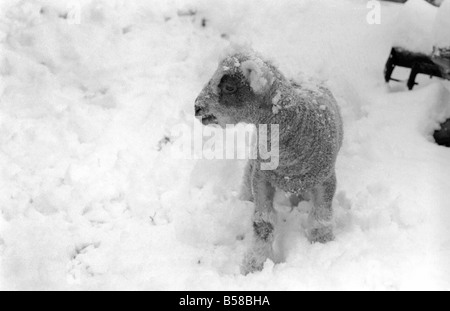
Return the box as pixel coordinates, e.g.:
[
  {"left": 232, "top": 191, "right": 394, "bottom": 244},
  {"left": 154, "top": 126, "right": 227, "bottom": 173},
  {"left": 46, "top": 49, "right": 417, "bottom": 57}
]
[{"left": 240, "top": 60, "right": 274, "bottom": 95}]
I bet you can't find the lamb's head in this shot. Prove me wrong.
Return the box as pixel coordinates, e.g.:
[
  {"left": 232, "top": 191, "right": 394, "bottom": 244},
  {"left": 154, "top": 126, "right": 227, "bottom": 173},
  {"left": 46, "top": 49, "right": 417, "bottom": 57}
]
[{"left": 195, "top": 51, "right": 279, "bottom": 127}]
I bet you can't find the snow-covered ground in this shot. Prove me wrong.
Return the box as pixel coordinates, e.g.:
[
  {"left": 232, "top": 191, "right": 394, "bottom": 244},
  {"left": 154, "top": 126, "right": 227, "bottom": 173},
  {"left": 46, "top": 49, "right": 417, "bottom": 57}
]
[{"left": 0, "top": 0, "right": 449, "bottom": 291}]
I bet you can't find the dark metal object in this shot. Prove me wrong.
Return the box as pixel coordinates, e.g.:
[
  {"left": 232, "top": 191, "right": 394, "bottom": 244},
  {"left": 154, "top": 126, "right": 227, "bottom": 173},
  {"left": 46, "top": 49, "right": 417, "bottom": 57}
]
[
  {"left": 384, "top": 47, "right": 445, "bottom": 90},
  {"left": 434, "top": 119, "right": 450, "bottom": 147},
  {"left": 432, "top": 47, "right": 450, "bottom": 80}
]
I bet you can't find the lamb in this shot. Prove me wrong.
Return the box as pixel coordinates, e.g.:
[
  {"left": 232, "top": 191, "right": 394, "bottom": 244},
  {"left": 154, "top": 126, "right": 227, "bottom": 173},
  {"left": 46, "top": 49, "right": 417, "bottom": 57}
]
[{"left": 194, "top": 47, "right": 343, "bottom": 275}]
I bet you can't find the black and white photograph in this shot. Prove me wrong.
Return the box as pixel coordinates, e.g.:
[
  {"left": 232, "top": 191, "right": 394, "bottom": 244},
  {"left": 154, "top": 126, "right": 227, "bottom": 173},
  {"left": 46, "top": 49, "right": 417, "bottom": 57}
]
[{"left": 0, "top": 0, "right": 449, "bottom": 292}]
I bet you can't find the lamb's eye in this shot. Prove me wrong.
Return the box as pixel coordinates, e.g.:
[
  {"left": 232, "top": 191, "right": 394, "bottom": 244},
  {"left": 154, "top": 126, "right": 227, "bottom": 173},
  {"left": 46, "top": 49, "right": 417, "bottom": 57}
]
[{"left": 223, "top": 83, "right": 237, "bottom": 94}]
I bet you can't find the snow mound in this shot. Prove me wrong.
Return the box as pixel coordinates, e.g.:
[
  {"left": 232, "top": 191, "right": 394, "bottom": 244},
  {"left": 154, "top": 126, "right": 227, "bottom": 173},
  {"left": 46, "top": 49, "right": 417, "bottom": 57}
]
[
  {"left": 394, "top": 0, "right": 438, "bottom": 53},
  {"left": 433, "top": 0, "right": 450, "bottom": 48}
]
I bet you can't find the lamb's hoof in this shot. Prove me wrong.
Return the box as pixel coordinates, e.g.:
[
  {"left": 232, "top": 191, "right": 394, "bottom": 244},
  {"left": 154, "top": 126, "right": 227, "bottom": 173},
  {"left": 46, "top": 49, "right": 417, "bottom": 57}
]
[
  {"left": 288, "top": 194, "right": 306, "bottom": 207},
  {"left": 241, "top": 254, "right": 264, "bottom": 275},
  {"left": 308, "top": 226, "right": 335, "bottom": 244}
]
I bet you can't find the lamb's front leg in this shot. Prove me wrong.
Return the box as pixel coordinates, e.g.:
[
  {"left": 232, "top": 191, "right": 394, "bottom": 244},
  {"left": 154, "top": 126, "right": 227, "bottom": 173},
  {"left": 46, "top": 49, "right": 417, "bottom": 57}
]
[
  {"left": 308, "top": 172, "right": 336, "bottom": 244},
  {"left": 241, "top": 170, "right": 276, "bottom": 275},
  {"left": 239, "top": 160, "right": 255, "bottom": 202}
]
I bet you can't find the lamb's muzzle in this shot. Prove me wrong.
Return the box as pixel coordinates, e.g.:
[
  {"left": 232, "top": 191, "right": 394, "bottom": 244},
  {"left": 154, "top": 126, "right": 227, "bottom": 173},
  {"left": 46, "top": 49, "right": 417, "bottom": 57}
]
[{"left": 195, "top": 90, "right": 219, "bottom": 125}]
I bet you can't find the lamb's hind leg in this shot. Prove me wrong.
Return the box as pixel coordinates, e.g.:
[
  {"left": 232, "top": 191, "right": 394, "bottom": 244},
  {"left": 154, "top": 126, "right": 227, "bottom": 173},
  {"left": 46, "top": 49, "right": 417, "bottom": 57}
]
[
  {"left": 308, "top": 172, "right": 336, "bottom": 243},
  {"left": 241, "top": 170, "right": 276, "bottom": 275}
]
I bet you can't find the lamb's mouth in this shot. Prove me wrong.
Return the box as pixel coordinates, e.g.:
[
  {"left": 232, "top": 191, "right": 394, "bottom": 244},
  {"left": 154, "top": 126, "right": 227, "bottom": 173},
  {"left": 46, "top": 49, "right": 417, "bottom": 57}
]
[{"left": 201, "top": 114, "right": 218, "bottom": 125}]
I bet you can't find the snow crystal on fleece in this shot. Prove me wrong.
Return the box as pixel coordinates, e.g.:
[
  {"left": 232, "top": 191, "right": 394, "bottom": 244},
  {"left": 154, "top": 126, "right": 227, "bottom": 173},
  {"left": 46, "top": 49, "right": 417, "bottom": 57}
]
[{"left": 272, "top": 90, "right": 282, "bottom": 114}]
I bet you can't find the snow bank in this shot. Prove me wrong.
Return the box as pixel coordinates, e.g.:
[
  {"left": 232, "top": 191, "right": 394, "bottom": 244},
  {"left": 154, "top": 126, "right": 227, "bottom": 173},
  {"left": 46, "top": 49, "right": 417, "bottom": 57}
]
[{"left": 1, "top": 0, "right": 449, "bottom": 291}]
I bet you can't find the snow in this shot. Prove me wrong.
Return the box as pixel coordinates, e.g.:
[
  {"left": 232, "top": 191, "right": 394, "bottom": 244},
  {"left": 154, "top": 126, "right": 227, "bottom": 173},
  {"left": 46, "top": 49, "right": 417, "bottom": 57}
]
[
  {"left": 240, "top": 59, "right": 274, "bottom": 95},
  {"left": 392, "top": 0, "right": 438, "bottom": 53},
  {"left": 434, "top": 0, "right": 450, "bottom": 48},
  {"left": 1, "top": 0, "right": 450, "bottom": 291}
]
